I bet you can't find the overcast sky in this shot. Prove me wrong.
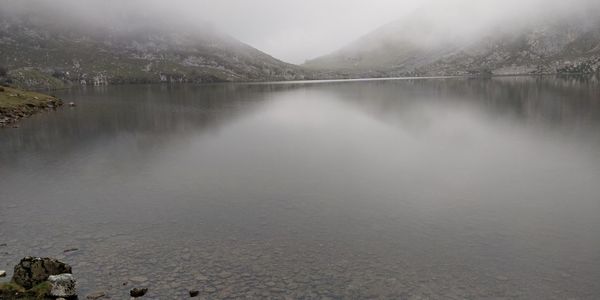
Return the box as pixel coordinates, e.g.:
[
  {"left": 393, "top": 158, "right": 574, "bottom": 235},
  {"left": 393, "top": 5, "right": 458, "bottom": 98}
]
[
  {"left": 153, "top": 0, "right": 599, "bottom": 64},
  {"left": 187, "top": 0, "right": 423, "bottom": 64},
  {"left": 5, "top": 0, "right": 600, "bottom": 64}
]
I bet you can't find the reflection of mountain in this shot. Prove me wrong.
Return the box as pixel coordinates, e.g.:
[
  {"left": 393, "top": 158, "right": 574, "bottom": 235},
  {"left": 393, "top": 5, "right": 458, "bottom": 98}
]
[
  {"left": 308, "top": 75, "right": 600, "bottom": 133},
  {"left": 2, "top": 76, "right": 599, "bottom": 165},
  {"left": 0, "top": 84, "right": 303, "bottom": 164}
]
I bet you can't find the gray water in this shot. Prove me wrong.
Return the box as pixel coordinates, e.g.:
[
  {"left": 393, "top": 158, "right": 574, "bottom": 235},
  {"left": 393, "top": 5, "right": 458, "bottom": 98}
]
[{"left": 1, "top": 77, "right": 599, "bottom": 299}]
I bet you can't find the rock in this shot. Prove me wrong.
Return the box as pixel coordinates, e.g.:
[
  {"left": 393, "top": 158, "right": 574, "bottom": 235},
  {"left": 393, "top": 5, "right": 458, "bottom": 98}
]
[
  {"left": 48, "top": 273, "right": 77, "bottom": 298},
  {"left": 0, "top": 270, "right": 5, "bottom": 277},
  {"left": 68, "top": 102, "right": 76, "bottom": 107},
  {"left": 189, "top": 290, "right": 199, "bottom": 297},
  {"left": 86, "top": 291, "right": 107, "bottom": 299},
  {"left": 12, "top": 257, "right": 72, "bottom": 289},
  {"left": 130, "top": 287, "right": 148, "bottom": 298}
]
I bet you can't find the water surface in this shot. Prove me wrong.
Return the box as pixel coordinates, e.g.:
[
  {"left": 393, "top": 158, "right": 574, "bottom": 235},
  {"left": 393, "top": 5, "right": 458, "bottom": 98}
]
[{"left": 1, "top": 77, "right": 600, "bottom": 299}]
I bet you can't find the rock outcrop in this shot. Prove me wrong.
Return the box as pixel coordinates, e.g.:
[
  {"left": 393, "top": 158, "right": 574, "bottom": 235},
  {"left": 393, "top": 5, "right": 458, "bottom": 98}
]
[{"left": 12, "top": 257, "right": 72, "bottom": 289}]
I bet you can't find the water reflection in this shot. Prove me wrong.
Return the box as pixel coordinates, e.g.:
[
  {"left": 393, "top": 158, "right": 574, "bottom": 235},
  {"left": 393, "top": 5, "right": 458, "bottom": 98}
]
[{"left": 0, "top": 77, "right": 599, "bottom": 299}]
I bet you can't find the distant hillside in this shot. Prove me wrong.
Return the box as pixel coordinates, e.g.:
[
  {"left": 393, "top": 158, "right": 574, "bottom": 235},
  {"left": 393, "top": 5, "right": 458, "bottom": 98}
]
[
  {"left": 0, "top": 9, "right": 306, "bottom": 89},
  {"left": 305, "top": 11, "right": 600, "bottom": 77}
]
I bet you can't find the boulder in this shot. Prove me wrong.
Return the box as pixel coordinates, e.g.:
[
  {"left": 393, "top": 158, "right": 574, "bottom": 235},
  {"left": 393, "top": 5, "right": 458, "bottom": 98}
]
[
  {"left": 0, "top": 270, "right": 6, "bottom": 277},
  {"left": 48, "top": 274, "right": 77, "bottom": 298},
  {"left": 12, "top": 257, "right": 72, "bottom": 289},
  {"left": 130, "top": 287, "right": 148, "bottom": 298}
]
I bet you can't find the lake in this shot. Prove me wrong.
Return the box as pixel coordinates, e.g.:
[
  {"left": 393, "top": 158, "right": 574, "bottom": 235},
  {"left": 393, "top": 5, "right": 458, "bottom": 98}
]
[{"left": 1, "top": 77, "right": 599, "bottom": 299}]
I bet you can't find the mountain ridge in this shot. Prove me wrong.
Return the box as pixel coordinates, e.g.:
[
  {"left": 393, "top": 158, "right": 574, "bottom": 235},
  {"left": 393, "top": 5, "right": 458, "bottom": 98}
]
[
  {"left": 304, "top": 10, "right": 600, "bottom": 77},
  {"left": 0, "top": 9, "right": 307, "bottom": 89}
]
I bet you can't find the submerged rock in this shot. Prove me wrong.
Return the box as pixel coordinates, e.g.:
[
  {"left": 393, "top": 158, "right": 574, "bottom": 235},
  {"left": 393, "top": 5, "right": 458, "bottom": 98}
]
[
  {"left": 86, "top": 291, "right": 107, "bottom": 299},
  {"left": 130, "top": 287, "right": 148, "bottom": 298},
  {"left": 48, "top": 274, "right": 77, "bottom": 298},
  {"left": 12, "top": 257, "right": 72, "bottom": 289}
]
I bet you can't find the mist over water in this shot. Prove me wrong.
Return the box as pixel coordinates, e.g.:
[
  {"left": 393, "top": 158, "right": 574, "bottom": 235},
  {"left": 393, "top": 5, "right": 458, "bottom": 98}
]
[{"left": 1, "top": 77, "right": 599, "bottom": 298}]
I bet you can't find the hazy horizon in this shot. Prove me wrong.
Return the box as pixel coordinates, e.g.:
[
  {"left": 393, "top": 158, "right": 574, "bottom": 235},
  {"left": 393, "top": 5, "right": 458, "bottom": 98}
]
[{"left": 2, "top": 0, "right": 600, "bottom": 64}]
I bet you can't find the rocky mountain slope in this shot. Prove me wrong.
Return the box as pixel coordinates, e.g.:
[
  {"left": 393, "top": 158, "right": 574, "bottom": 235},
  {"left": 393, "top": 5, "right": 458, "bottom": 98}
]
[
  {"left": 305, "top": 12, "right": 600, "bottom": 77},
  {"left": 0, "top": 10, "right": 306, "bottom": 89}
]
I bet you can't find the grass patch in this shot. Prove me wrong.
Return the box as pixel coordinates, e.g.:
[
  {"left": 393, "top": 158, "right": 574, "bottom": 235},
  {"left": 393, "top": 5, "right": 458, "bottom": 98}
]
[
  {"left": 0, "top": 281, "right": 52, "bottom": 299},
  {"left": 0, "top": 86, "right": 58, "bottom": 109}
]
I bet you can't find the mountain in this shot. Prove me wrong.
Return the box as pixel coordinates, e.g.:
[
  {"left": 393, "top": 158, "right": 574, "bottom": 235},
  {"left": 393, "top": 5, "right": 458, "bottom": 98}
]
[
  {"left": 0, "top": 9, "right": 306, "bottom": 89},
  {"left": 305, "top": 10, "right": 600, "bottom": 77}
]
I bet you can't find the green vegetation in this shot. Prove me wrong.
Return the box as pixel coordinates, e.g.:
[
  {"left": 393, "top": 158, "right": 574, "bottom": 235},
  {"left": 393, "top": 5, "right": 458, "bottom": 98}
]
[
  {"left": 0, "top": 85, "right": 62, "bottom": 127},
  {"left": 6, "top": 68, "right": 68, "bottom": 91},
  {"left": 0, "top": 281, "right": 51, "bottom": 299},
  {"left": 0, "top": 86, "right": 59, "bottom": 109}
]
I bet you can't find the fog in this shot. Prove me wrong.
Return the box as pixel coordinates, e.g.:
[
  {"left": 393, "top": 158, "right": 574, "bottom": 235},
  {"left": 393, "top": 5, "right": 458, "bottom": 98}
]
[{"left": 3, "top": 0, "right": 600, "bottom": 64}]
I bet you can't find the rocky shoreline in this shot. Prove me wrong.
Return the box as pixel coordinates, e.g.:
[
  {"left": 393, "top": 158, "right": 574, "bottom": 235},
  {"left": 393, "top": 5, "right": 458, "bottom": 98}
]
[
  {"left": 0, "top": 257, "right": 194, "bottom": 299},
  {"left": 0, "top": 86, "right": 63, "bottom": 128}
]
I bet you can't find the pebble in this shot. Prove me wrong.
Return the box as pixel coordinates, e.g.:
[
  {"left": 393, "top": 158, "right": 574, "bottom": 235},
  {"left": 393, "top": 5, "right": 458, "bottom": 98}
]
[{"left": 86, "top": 291, "right": 107, "bottom": 299}]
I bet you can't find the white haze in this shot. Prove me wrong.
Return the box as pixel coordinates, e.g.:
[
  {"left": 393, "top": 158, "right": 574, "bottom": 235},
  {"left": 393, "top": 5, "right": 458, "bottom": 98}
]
[{"left": 3, "top": 0, "right": 600, "bottom": 63}]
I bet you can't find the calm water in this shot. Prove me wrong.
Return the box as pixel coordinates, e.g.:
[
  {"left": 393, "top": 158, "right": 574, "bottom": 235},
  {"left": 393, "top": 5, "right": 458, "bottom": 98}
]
[{"left": 1, "top": 77, "right": 600, "bottom": 299}]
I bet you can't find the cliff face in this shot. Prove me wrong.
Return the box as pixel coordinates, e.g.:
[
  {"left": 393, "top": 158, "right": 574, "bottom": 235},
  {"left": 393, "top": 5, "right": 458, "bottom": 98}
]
[
  {"left": 0, "top": 11, "right": 305, "bottom": 89},
  {"left": 305, "top": 15, "right": 600, "bottom": 77}
]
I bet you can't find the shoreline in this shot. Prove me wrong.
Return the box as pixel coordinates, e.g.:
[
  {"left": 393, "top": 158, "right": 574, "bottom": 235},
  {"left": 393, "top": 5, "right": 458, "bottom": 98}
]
[{"left": 0, "top": 86, "right": 63, "bottom": 128}]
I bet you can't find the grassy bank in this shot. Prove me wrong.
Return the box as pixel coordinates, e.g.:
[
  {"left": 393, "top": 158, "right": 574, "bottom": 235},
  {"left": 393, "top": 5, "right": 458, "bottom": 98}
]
[{"left": 0, "top": 86, "right": 63, "bottom": 128}]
